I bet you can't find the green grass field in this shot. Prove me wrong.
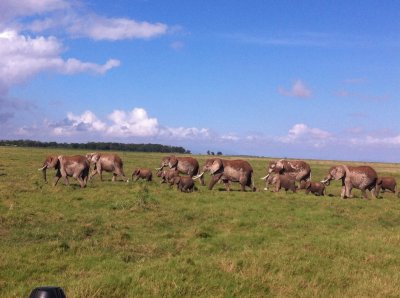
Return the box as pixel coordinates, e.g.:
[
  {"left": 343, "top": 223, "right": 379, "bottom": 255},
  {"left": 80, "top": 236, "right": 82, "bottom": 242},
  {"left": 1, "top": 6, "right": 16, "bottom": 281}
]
[{"left": 1, "top": 147, "right": 400, "bottom": 297}]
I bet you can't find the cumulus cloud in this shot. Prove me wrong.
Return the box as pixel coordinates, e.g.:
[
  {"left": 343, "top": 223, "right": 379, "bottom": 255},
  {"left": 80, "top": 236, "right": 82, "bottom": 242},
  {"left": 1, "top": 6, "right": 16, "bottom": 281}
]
[
  {"left": 46, "top": 108, "right": 210, "bottom": 140},
  {"left": 278, "top": 80, "right": 312, "bottom": 98},
  {"left": 278, "top": 123, "right": 332, "bottom": 147},
  {"left": 0, "top": 0, "right": 171, "bottom": 123},
  {"left": 0, "top": 30, "right": 120, "bottom": 88},
  {"left": 107, "top": 108, "right": 160, "bottom": 137}
]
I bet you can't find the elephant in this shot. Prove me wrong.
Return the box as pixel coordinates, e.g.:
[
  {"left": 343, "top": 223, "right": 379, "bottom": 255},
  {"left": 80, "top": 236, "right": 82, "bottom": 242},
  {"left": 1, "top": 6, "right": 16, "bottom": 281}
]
[
  {"left": 171, "top": 176, "right": 196, "bottom": 192},
  {"left": 131, "top": 168, "right": 153, "bottom": 182},
  {"left": 376, "top": 177, "right": 398, "bottom": 197},
  {"left": 38, "top": 155, "right": 89, "bottom": 188},
  {"left": 261, "top": 159, "right": 311, "bottom": 190},
  {"left": 156, "top": 155, "right": 205, "bottom": 186},
  {"left": 269, "top": 173, "right": 297, "bottom": 193},
  {"left": 321, "top": 165, "right": 378, "bottom": 199},
  {"left": 86, "top": 152, "right": 127, "bottom": 182},
  {"left": 157, "top": 168, "right": 180, "bottom": 184},
  {"left": 299, "top": 180, "right": 325, "bottom": 196},
  {"left": 194, "top": 158, "right": 256, "bottom": 191}
]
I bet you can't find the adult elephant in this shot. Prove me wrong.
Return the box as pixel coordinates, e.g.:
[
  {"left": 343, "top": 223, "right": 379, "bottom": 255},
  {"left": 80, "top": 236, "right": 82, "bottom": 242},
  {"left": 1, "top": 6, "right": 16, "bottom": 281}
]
[
  {"left": 156, "top": 155, "right": 205, "bottom": 186},
  {"left": 38, "top": 155, "right": 89, "bottom": 188},
  {"left": 261, "top": 159, "right": 311, "bottom": 189},
  {"left": 86, "top": 152, "right": 127, "bottom": 182},
  {"left": 195, "top": 158, "right": 256, "bottom": 191},
  {"left": 321, "top": 165, "right": 378, "bottom": 199}
]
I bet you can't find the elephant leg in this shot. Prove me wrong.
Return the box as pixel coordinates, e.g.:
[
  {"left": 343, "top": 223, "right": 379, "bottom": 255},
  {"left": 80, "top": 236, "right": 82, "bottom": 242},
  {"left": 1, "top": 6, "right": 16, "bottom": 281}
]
[
  {"left": 340, "top": 185, "right": 346, "bottom": 198},
  {"left": 208, "top": 174, "right": 223, "bottom": 190},
  {"left": 76, "top": 176, "right": 86, "bottom": 188},
  {"left": 112, "top": 173, "right": 117, "bottom": 182},
  {"left": 59, "top": 169, "right": 69, "bottom": 185},
  {"left": 370, "top": 186, "right": 377, "bottom": 199},
  {"left": 360, "top": 188, "right": 368, "bottom": 199},
  {"left": 274, "top": 180, "right": 281, "bottom": 192},
  {"left": 239, "top": 177, "right": 247, "bottom": 191},
  {"left": 89, "top": 169, "right": 98, "bottom": 180},
  {"left": 63, "top": 175, "right": 70, "bottom": 186}
]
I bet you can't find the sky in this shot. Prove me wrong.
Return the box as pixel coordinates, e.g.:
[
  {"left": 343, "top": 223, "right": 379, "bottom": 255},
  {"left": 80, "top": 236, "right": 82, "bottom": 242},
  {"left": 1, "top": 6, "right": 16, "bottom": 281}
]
[{"left": 0, "top": 0, "right": 399, "bottom": 162}]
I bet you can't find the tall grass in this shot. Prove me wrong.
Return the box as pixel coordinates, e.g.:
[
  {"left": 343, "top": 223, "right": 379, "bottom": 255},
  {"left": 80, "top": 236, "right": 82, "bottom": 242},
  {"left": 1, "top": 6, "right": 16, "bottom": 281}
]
[{"left": 0, "top": 147, "right": 399, "bottom": 297}]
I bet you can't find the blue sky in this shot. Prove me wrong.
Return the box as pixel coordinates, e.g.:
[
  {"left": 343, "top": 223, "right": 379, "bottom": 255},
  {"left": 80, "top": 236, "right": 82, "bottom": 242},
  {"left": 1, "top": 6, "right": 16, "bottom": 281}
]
[{"left": 0, "top": 0, "right": 399, "bottom": 162}]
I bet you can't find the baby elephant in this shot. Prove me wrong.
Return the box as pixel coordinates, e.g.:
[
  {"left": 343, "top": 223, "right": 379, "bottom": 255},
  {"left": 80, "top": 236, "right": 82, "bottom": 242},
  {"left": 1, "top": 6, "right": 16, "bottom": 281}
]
[
  {"left": 300, "top": 181, "right": 325, "bottom": 196},
  {"left": 376, "top": 177, "right": 398, "bottom": 197},
  {"left": 269, "top": 174, "right": 297, "bottom": 193},
  {"left": 158, "top": 169, "right": 179, "bottom": 184},
  {"left": 131, "top": 168, "right": 153, "bottom": 182},
  {"left": 172, "top": 176, "right": 196, "bottom": 192}
]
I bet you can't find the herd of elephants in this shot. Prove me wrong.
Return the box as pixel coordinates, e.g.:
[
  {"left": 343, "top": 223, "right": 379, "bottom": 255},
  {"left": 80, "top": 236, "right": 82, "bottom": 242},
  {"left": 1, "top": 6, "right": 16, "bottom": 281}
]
[{"left": 38, "top": 152, "right": 399, "bottom": 199}]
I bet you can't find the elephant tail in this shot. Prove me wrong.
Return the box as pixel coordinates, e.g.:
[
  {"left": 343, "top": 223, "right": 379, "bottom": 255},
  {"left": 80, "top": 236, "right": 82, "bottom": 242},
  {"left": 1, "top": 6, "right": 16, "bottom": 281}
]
[{"left": 250, "top": 172, "right": 256, "bottom": 192}]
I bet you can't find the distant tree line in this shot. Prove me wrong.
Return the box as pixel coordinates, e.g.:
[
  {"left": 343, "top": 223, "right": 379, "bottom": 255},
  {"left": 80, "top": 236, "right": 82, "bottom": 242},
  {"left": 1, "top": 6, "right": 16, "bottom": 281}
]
[
  {"left": 207, "top": 150, "right": 223, "bottom": 156},
  {"left": 0, "top": 140, "right": 190, "bottom": 154}
]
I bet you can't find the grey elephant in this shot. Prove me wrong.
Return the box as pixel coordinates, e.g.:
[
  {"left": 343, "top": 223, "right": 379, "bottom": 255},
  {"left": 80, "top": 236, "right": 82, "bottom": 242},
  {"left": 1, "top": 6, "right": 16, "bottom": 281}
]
[
  {"left": 268, "top": 173, "right": 297, "bottom": 193},
  {"left": 262, "top": 159, "right": 311, "bottom": 190},
  {"left": 321, "top": 165, "right": 378, "bottom": 199},
  {"left": 299, "top": 180, "right": 325, "bottom": 196},
  {"left": 157, "top": 168, "right": 180, "bottom": 184},
  {"left": 172, "top": 176, "right": 196, "bottom": 192},
  {"left": 376, "top": 177, "right": 398, "bottom": 197},
  {"left": 157, "top": 155, "right": 205, "bottom": 186},
  {"left": 86, "top": 152, "right": 127, "bottom": 182},
  {"left": 38, "top": 155, "right": 89, "bottom": 188},
  {"left": 131, "top": 168, "right": 153, "bottom": 182},
  {"left": 195, "top": 158, "right": 256, "bottom": 191}
]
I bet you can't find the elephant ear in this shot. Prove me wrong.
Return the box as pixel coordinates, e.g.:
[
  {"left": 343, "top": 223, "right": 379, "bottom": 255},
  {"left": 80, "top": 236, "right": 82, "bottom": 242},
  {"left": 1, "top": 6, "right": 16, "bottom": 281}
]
[
  {"left": 168, "top": 156, "right": 178, "bottom": 168},
  {"left": 332, "top": 166, "right": 346, "bottom": 180},
  {"left": 92, "top": 153, "right": 101, "bottom": 162},
  {"left": 210, "top": 159, "right": 223, "bottom": 175}
]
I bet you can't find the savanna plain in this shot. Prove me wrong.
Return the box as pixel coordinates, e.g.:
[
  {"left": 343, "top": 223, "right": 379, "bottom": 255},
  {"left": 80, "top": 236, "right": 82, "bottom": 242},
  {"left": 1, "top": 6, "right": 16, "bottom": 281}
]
[{"left": 1, "top": 147, "right": 400, "bottom": 297}]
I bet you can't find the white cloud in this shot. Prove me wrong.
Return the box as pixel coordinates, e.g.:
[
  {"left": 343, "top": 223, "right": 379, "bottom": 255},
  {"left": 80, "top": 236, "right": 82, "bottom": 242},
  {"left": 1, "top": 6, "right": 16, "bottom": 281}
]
[
  {"left": 278, "top": 80, "right": 312, "bottom": 98},
  {"left": 0, "top": 0, "right": 68, "bottom": 23},
  {"left": 48, "top": 108, "right": 211, "bottom": 140},
  {"left": 52, "top": 111, "right": 107, "bottom": 136},
  {"left": 221, "top": 134, "right": 240, "bottom": 141},
  {"left": 350, "top": 135, "right": 400, "bottom": 146},
  {"left": 279, "top": 123, "right": 332, "bottom": 146},
  {"left": 107, "top": 108, "right": 160, "bottom": 137},
  {"left": 0, "top": 29, "right": 120, "bottom": 88},
  {"left": 67, "top": 16, "right": 168, "bottom": 41}
]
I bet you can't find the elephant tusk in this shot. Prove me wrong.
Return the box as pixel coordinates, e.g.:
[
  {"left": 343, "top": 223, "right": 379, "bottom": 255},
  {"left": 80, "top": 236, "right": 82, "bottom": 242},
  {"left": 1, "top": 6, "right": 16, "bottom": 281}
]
[
  {"left": 260, "top": 174, "right": 270, "bottom": 180},
  {"left": 193, "top": 172, "right": 205, "bottom": 180},
  {"left": 38, "top": 166, "right": 46, "bottom": 171},
  {"left": 155, "top": 167, "right": 163, "bottom": 171}
]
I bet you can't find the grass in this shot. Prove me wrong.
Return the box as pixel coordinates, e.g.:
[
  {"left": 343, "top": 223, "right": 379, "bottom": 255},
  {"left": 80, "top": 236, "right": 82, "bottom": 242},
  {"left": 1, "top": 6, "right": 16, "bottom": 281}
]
[{"left": 1, "top": 147, "right": 400, "bottom": 297}]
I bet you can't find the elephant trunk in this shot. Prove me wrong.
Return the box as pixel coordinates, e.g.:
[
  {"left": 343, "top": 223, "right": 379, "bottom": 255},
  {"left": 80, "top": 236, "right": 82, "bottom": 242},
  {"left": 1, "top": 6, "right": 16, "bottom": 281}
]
[{"left": 39, "top": 166, "right": 48, "bottom": 182}]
